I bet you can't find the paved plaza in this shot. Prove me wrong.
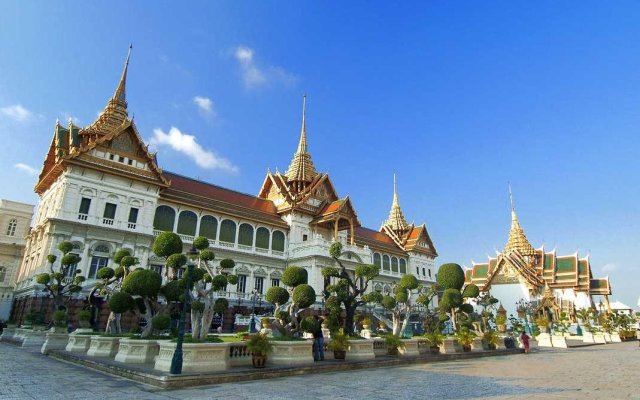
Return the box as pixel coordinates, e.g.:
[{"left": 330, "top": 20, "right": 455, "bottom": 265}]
[{"left": 0, "top": 341, "right": 637, "bottom": 399}]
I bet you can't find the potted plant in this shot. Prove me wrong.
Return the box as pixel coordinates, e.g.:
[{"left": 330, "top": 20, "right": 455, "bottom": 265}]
[
  {"left": 495, "top": 314, "right": 507, "bottom": 333},
  {"left": 361, "top": 316, "right": 372, "bottom": 330},
  {"left": 52, "top": 310, "right": 68, "bottom": 333},
  {"left": 384, "top": 334, "right": 405, "bottom": 356},
  {"left": 261, "top": 317, "right": 271, "bottom": 329},
  {"left": 482, "top": 330, "right": 500, "bottom": 350},
  {"left": 455, "top": 327, "right": 476, "bottom": 352},
  {"left": 77, "top": 310, "right": 92, "bottom": 329},
  {"left": 424, "top": 331, "right": 444, "bottom": 354},
  {"left": 246, "top": 333, "right": 273, "bottom": 368},
  {"left": 534, "top": 315, "right": 550, "bottom": 333},
  {"left": 327, "top": 329, "right": 350, "bottom": 360}
]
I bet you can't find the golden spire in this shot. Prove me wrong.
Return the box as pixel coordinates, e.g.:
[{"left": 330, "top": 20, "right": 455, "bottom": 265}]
[
  {"left": 385, "top": 173, "right": 409, "bottom": 232},
  {"left": 81, "top": 45, "right": 132, "bottom": 138},
  {"left": 503, "top": 184, "right": 536, "bottom": 257},
  {"left": 284, "top": 95, "right": 317, "bottom": 189}
]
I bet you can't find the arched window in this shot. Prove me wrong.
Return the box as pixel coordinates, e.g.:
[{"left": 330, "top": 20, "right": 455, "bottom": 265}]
[
  {"left": 0, "top": 267, "right": 5, "bottom": 282},
  {"left": 373, "top": 253, "right": 382, "bottom": 268},
  {"left": 94, "top": 244, "right": 110, "bottom": 253},
  {"left": 271, "top": 231, "right": 285, "bottom": 252},
  {"left": 391, "top": 257, "right": 399, "bottom": 273},
  {"left": 198, "top": 215, "right": 218, "bottom": 240},
  {"left": 399, "top": 259, "right": 407, "bottom": 274},
  {"left": 238, "top": 223, "right": 254, "bottom": 247},
  {"left": 255, "top": 227, "right": 270, "bottom": 249},
  {"left": 177, "top": 211, "right": 197, "bottom": 236},
  {"left": 382, "top": 255, "right": 390, "bottom": 271},
  {"left": 219, "top": 219, "right": 237, "bottom": 243},
  {"left": 153, "top": 206, "right": 175, "bottom": 231},
  {"left": 6, "top": 219, "right": 17, "bottom": 236}
]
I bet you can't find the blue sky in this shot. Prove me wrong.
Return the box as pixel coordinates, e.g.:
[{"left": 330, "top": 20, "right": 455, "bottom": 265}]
[{"left": 1, "top": 1, "right": 638, "bottom": 309}]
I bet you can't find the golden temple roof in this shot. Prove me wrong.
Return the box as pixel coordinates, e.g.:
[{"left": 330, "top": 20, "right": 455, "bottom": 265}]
[
  {"left": 503, "top": 186, "right": 536, "bottom": 258},
  {"left": 284, "top": 96, "right": 318, "bottom": 187},
  {"left": 81, "top": 45, "right": 132, "bottom": 138},
  {"left": 384, "top": 174, "right": 409, "bottom": 232}
]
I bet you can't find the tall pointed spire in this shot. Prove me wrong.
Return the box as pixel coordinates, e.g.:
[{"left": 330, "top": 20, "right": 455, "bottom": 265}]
[
  {"left": 82, "top": 46, "right": 132, "bottom": 138},
  {"left": 504, "top": 184, "right": 536, "bottom": 258},
  {"left": 385, "top": 173, "right": 409, "bottom": 232},
  {"left": 285, "top": 95, "right": 317, "bottom": 189}
]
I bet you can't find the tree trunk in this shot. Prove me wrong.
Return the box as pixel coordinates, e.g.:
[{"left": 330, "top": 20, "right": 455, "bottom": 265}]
[
  {"left": 191, "top": 309, "right": 202, "bottom": 339},
  {"left": 115, "top": 313, "right": 121, "bottom": 333},
  {"left": 392, "top": 311, "right": 402, "bottom": 336},
  {"left": 199, "top": 306, "right": 215, "bottom": 341},
  {"left": 140, "top": 298, "right": 154, "bottom": 338},
  {"left": 105, "top": 312, "right": 115, "bottom": 333},
  {"left": 450, "top": 308, "right": 457, "bottom": 331}
]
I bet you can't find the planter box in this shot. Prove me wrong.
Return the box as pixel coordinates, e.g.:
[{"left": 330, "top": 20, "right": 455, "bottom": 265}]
[
  {"left": 593, "top": 334, "right": 607, "bottom": 344},
  {"left": 470, "top": 337, "right": 484, "bottom": 351},
  {"left": 21, "top": 330, "right": 47, "bottom": 348},
  {"left": 416, "top": 339, "right": 431, "bottom": 355},
  {"left": 610, "top": 333, "right": 621, "bottom": 343},
  {"left": 87, "top": 336, "right": 120, "bottom": 358},
  {"left": 536, "top": 333, "right": 553, "bottom": 347},
  {"left": 372, "top": 338, "right": 388, "bottom": 357},
  {"left": 582, "top": 332, "right": 596, "bottom": 343},
  {"left": 268, "top": 340, "right": 314, "bottom": 366},
  {"left": 154, "top": 341, "right": 230, "bottom": 373},
  {"left": 399, "top": 339, "right": 420, "bottom": 357},
  {"left": 347, "top": 339, "right": 375, "bottom": 361},
  {"left": 41, "top": 332, "right": 69, "bottom": 354},
  {"left": 440, "top": 338, "right": 462, "bottom": 354},
  {"left": 115, "top": 338, "right": 164, "bottom": 364},
  {"left": 0, "top": 327, "right": 15, "bottom": 342},
  {"left": 66, "top": 333, "right": 93, "bottom": 353},
  {"left": 228, "top": 342, "right": 253, "bottom": 367}
]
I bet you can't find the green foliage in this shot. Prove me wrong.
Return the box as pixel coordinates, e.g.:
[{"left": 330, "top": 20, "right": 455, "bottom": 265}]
[
  {"left": 35, "top": 273, "right": 50, "bottom": 285},
  {"left": 152, "top": 232, "right": 183, "bottom": 258},
  {"left": 394, "top": 287, "right": 409, "bottom": 304},
  {"left": 292, "top": 284, "right": 316, "bottom": 308},
  {"left": 439, "top": 288, "right": 463, "bottom": 310},
  {"left": 327, "top": 328, "right": 350, "bottom": 351},
  {"left": 265, "top": 286, "right": 290, "bottom": 305},
  {"left": 52, "top": 310, "right": 67, "bottom": 327},
  {"left": 161, "top": 279, "right": 185, "bottom": 302},
  {"left": 300, "top": 316, "right": 320, "bottom": 333},
  {"left": 424, "top": 331, "right": 445, "bottom": 347},
  {"left": 361, "top": 291, "right": 383, "bottom": 304},
  {"left": 437, "top": 263, "right": 465, "bottom": 290},
  {"left": 166, "top": 254, "right": 187, "bottom": 270},
  {"left": 399, "top": 274, "right": 419, "bottom": 290},
  {"left": 482, "top": 330, "right": 500, "bottom": 348},
  {"left": 245, "top": 333, "right": 273, "bottom": 355},
  {"left": 109, "top": 292, "right": 136, "bottom": 313},
  {"left": 321, "top": 266, "right": 340, "bottom": 278},
  {"left": 61, "top": 254, "right": 81, "bottom": 267},
  {"left": 77, "top": 309, "right": 91, "bottom": 322},
  {"left": 96, "top": 267, "right": 115, "bottom": 280},
  {"left": 355, "top": 264, "right": 380, "bottom": 280},
  {"left": 495, "top": 314, "right": 507, "bottom": 325},
  {"left": 275, "top": 310, "right": 291, "bottom": 324},
  {"left": 57, "top": 241, "right": 74, "bottom": 255},
  {"left": 219, "top": 258, "right": 235, "bottom": 269},
  {"left": 191, "top": 301, "right": 205, "bottom": 313},
  {"left": 462, "top": 284, "right": 480, "bottom": 299},
  {"left": 282, "top": 266, "right": 308, "bottom": 287},
  {"left": 226, "top": 275, "right": 238, "bottom": 285},
  {"left": 122, "top": 269, "right": 162, "bottom": 298},
  {"left": 47, "top": 254, "right": 57, "bottom": 265},
  {"left": 325, "top": 296, "right": 342, "bottom": 314},
  {"left": 329, "top": 242, "right": 343, "bottom": 258},
  {"left": 121, "top": 256, "right": 138, "bottom": 268},
  {"left": 193, "top": 236, "right": 210, "bottom": 251},
  {"left": 459, "top": 304, "right": 475, "bottom": 314},
  {"left": 381, "top": 295, "right": 397, "bottom": 310},
  {"left": 113, "top": 249, "right": 132, "bottom": 265},
  {"left": 114, "top": 266, "right": 125, "bottom": 279},
  {"left": 213, "top": 298, "right": 229, "bottom": 314},
  {"left": 210, "top": 274, "right": 228, "bottom": 291},
  {"left": 416, "top": 293, "right": 432, "bottom": 305},
  {"left": 534, "top": 315, "right": 549, "bottom": 328},
  {"left": 455, "top": 327, "right": 476, "bottom": 346},
  {"left": 184, "top": 267, "right": 205, "bottom": 283},
  {"left": 151, "top": 314, "right": 171, "bottom": 332},
  {"left": 384, "top": 334, "right": 406, "bottom": 350},
  {"left": 200, "top": 249, "right": 215, "bottom": 262}
]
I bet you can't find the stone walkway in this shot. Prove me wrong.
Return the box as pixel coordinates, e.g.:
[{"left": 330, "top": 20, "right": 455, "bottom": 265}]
[{"left": 0, "top": 341, "right": 637, "bottom": 399}]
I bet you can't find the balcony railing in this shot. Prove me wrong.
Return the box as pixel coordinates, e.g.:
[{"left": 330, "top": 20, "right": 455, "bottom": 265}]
[
  {"left": 77, "top": 213, "right": 88, "bottom": 221},
  {"left": 102, "top": 218, "right": 114, "bottom": 226}
]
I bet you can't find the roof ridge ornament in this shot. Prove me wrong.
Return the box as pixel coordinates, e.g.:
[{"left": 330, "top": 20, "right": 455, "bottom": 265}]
[
  {"left": 284, "top": 95, "right": 318, "bottom": 190},
  {"left": 503, "top": 183, "right": 536, "bottom": 259},
  {"left": 384, "top": 173, "right": 409, "bottom": 233}
]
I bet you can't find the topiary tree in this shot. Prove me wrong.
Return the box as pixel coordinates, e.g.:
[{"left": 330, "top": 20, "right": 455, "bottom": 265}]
[
  {"left": 376, "top": 274, "right": 433, "bottom": 336},
  {"left": 35, "top": 241, "right": 85, "bottom": 316},
  {"left": 436, "top": 263, "right": 479, "bottom": 331},
  {"left": 321, "top": 242, "right": 380, "bottom": 336},
  {"left": 121, "top": 268, "right": 163, "bottom": 337},
  {"left": 152, "top": 231, "right": 184, "bottom": 280},
  {"left": 265, "top": 265, "right": 316, "bottom": 337}
]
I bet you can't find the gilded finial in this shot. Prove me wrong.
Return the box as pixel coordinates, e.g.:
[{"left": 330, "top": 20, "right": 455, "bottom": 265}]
[
  {"left": 503, "top": 184, "right": 536, "bottom": 258},
  {"left": 285, "top": 94, "right": 317, "bottom": 186},
  {"left": 384, "top": 173, "right": 409, "bottom": 232},
  {"left": 113, "top": 44, "right": 132, "bottom": 103}
]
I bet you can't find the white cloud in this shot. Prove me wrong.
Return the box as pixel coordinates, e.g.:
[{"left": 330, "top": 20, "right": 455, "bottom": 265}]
[
  {"left": 233, "top": 46, "right": 297, "bottom": 89},
  {"left": 150, "top": 127, "right": 238, "bottom": 173},
  {"left": 14, "top": 163, "right": 38, "bottom": 176},
  {"left": 600, "top": 263, "right": 618, "bottom": 274},
  {"left": 193, "top": 96, "right": 216, "bottom": 119},
  {"left": 1, "top": 104, "right": 34, "bottom": 122},
  {"left": 61, "top": 113, "right": 80, "bottom": 125}
]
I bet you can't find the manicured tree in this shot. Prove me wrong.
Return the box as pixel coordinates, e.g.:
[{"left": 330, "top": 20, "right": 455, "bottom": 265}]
[
  {"left": 265, "top": 265, "right": 317, "bottom": 337},
  {"left": 321, "top": 242, "right": 381, "bottom": 336},
  {"left": 121, "top": 268, "right": 163, "bottom": 337},
  {"left": 35, "top": 241, "right": 85, "bottom": 316},
  {"left": 436, "top": 263, "right": 479, "bottom": 331},
  {"left": 152, "top": 231, "right": 184, "bottom": 280},
  {"left": 377, "top": 274, "right": 424, "bottom": 336}
]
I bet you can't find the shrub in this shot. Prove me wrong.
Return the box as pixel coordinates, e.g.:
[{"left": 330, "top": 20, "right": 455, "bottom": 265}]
[
  {"left": 193, "top": 236, "right": 210, "bottom": 250},
  {"left": 213, "top": 298, "right": 228, "bottom": 314},
  {"left": 282, "top": 266, "right": 308, "bottom": 287},
  {"left": 399, "top": 274, "right": 419, "bottom": 290},
  {"left": 77, "top": 310, "right": 91, "bottom": 322},
  {"left": 265, "top": 286, "right": 290, "bottom": 305},
  {"left": 52, "top": 310, "right": 67, "bottom": 327},
  {"left": 152, "top": 232, "right": 183, "bottom": 258},
  {"left": 57, "top": 241, "right": 74, "bottom": 255},
  {"left": 166, "top": 254, "right": 187, "bottom": 270},
  {"left": 122, "top": 269, "right": 162, "bottom": 298},
  {"left": 109, "top": 292, "right": 136, "bottom": 313},
  {"left": 191, "top": 301, "right": 205, "bottom": 313},
  {"left": 436, "top": 263, "right": 465, "bottom": 290},
  {"left": 210, "top": 274, "right": 228, "bottom": 291},
  {"left": 35, "top": 273, "right": 50, "bottom": 285},
  {"left": 219, "top": 259, "right": 235, "bottom": 269},
  {"left": 327, "top": 329, "right": 350, "bottom": 351},
  {"left": 439, "top": 288, "right": 463, "bottom": 310},
  {"left": 113, "top": 248, "right": 132, "bottom": 264},
  {"left": 292, "top": 284, "right": 316, "bottom": 308},
  {"left": 151, "top": 314, "right": 171, "bottom": 332},
  {"left": 246, "top": 333, "right": 273, "bottom": 356},
  {"left": 300, "top": 316, "right": 319, "bottom": 333},
  {"left": 424, "top": 331, "right": 445, "bottom": 347},
  {"left": 200, "top": 249, "right": 215, "bottom": 262},
  {"left": 161, "top": 279, "right": 185, "bottom": 302},
  {"left": 462, "top": 284, "right": 480, "bottom": 298},
  {"left": 96, "top": 267, "right": 115, "bottom": 280},
  {"left": 384, "top": 334, "right": 406, "bottom": 350}
]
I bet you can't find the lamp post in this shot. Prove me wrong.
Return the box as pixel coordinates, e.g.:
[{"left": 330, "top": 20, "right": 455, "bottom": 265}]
[
  {"left": 249, "top": 289, "right": 258, "bottom": 333},
  {"left": 170, "top": 245, "right": 198, "bottom": 375}
]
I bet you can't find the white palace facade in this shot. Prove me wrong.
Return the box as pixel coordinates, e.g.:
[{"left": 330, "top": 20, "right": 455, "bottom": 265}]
[{"left": 12, "top": 49, "right": 438, "bottom": 323}]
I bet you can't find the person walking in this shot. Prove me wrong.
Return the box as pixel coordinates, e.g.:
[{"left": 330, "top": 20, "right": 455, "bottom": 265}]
[
  {"left": 313, "top": 315, "right": 325, "bottom": 361},
  {"left": 520, "top": 330, "right": 530, "bottom": 354}
]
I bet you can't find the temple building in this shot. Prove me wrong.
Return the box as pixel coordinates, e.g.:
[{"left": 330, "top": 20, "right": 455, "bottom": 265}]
[
  {"left": 464, "top": 190, "right": 612, "bottom": 323},
  {"left": 11, "top": 49, "right": 438, "bottom": 328}
]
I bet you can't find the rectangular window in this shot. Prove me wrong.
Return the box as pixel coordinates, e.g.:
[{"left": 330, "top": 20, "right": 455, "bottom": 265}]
[
  {"left": 302, "top": 234, "right": 308, "bottom": 241},
  {"left": 150, "top": 264, "right": 163, "bottom": 275},
  {"left": 128, "top": 207, "right": 139, "bottom": 223},
  {"left": 88, "top": 256, "right": 109, "bottom": 279},
  {"left": 254, "top": 277, "right": 264, "bottom": 294},
  {"left": 237, "top": 274, "right": 247, "bottom": 293},
  {"left": 422, "top": 268, "right": 426, "bottom": 277},
  {"left": 271, "top": 278, "right": 280, "bottom": 288},
  {"left": 79, "top": 198, "right": 91, "bottom": 214},
  {"left": 103, "top": 203, "right": 117, "bottom": 219},
  {"left": 416, "top": 267, "right": 420, "bottom": 275},
  {"left": 64, "top": 254, "right": 80, "bottom": 277}
]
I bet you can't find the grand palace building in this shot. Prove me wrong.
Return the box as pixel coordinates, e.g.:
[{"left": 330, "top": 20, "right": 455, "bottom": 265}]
[{"left": 10, "top": 49, "right": 438, "bottom": 328}]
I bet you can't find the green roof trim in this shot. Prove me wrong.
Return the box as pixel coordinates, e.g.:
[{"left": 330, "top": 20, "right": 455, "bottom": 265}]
[
  {"left": 474, "top": 264, "right": 489, "bottom": 278},
  {"left": 578, "top": 260, "right": 588, "bottom": 275},
  {"left": 590, "top": 279, "right": 607, "bottom": 289},
  {"left": 556, "top": 257, "right": 576, "bottom": 273},
  {"left": 544, "top": 254, "right": 554, "bottom": 271},
  {"left": 489, "top": 258, "right": 497, "bottom": 271}
]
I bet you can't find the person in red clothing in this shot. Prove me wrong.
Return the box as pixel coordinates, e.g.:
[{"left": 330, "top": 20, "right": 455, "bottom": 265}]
[{"left": 520, "top": 330, "right": 530, "bottom": 354}]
